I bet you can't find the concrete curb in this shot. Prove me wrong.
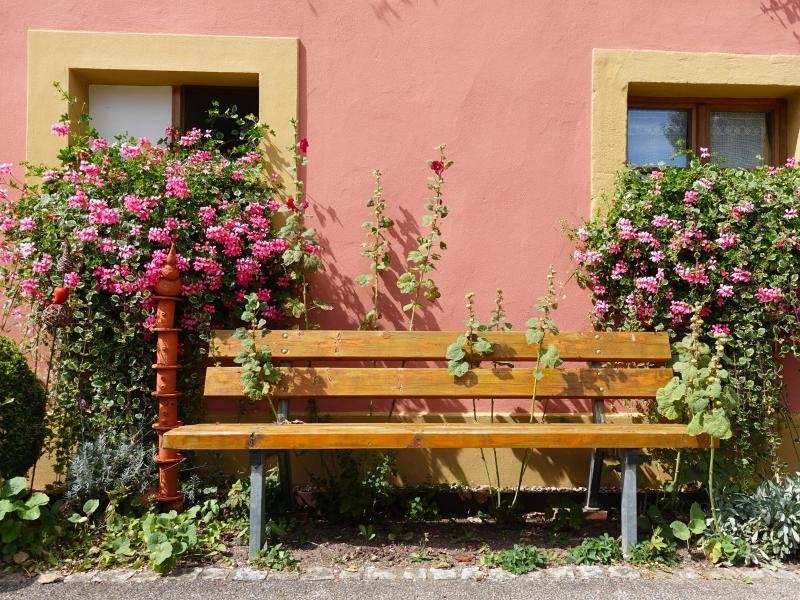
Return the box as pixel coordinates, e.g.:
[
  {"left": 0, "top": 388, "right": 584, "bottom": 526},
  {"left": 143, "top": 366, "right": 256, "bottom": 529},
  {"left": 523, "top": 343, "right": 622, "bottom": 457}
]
[{"left": 8, "top": 564, "right": 800, "bottom": 585}]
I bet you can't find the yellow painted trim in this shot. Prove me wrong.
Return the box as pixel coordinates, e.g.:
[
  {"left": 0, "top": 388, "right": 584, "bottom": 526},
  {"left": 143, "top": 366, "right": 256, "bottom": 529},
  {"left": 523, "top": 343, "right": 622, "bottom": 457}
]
[
  {"left": 27, "top": 30, "right": 298, "bottom": 184},
  {"left": 591, "top": 49, "right": 800, "bottom": 214}
]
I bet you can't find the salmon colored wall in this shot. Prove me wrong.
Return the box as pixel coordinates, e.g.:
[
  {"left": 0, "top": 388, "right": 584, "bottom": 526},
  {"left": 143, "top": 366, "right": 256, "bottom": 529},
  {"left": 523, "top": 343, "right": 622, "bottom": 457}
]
[{"left": 1, "top": 3, "right": 799, "bottom": 427}]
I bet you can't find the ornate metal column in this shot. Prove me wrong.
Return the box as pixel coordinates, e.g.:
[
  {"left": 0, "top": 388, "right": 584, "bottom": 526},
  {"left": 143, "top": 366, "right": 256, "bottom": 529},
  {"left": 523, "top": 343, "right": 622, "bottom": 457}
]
[{"left": 151, "top": 244, "right": 184, "bottom": 508}]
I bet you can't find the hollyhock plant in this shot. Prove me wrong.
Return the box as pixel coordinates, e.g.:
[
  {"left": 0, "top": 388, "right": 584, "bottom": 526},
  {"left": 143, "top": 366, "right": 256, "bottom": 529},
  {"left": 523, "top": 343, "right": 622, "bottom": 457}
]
[
  {"left": 0, "top": 92, "right": 323, "bottom": 472},
  {"left": 570, "top": 151, "right": 800, "bottom": 485}
]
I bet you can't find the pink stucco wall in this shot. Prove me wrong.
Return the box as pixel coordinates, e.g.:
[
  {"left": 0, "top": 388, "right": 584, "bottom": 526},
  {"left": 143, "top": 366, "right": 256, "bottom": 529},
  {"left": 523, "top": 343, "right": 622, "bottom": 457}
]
[{"left": 1, "top": 1, "right": 799, "bottom": 412}]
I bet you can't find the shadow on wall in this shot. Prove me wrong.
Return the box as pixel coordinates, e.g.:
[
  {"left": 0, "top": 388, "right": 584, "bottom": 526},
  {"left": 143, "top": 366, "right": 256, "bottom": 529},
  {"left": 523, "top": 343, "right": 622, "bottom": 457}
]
[
  {"left": 761, "top": 0, "right": 800, "bottom": 43},
  {"left": 309, "top": 202, "right": 444, "bottom": 332}
]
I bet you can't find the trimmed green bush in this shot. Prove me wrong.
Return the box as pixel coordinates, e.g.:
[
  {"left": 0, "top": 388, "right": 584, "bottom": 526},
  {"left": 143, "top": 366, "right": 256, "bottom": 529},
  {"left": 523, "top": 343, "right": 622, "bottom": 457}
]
[{"left": 0, "top": 336, "right": 46, "bottom": 478}]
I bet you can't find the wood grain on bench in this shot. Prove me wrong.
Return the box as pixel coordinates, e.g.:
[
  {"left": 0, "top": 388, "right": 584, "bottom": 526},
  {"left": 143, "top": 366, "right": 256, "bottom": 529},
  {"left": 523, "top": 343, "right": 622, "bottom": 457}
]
[
  {"left": 204, "top": 366, "right": 673, "bottom": 399},
  {"left": 210, "top": 330, "right": 672, "bottom": 363},
  {"left": 164, "top": 422, "right": 715, "bottom": 451}
]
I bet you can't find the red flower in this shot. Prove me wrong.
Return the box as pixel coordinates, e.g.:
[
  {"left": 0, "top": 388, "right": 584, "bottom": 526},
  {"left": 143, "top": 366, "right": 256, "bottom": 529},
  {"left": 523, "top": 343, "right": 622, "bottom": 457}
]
[
  {"left": 430, "top": 160, "right": 444, "bottom": 175},
  {"left": 286, "top": 197, "right": 297, "bottom": 211},
  {"left": 298, "top": 138, "right": 309, "bottom": 154}
]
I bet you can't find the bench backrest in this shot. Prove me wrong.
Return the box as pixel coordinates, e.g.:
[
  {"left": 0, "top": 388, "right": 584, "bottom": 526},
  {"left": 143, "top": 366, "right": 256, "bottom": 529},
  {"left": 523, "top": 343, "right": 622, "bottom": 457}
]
[{"left": 204, "top": 330, "right": 673, "bottom": 402}]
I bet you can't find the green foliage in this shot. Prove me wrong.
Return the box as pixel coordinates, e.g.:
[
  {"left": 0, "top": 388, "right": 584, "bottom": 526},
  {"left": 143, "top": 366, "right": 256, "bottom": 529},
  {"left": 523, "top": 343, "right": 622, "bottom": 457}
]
[
  {"left": 232, "top": 294, "right": 283, "bottom": 419},
  {"left": 0, "top": 477, "right": 61, "bottom": 562},
  {"left": 446, "top": 292, "right": 496, "bottom": 377},
  {"left": 406, "top": 492, "right": 440, "bottom": 521},
  {"left": 357, "top": 169, "right": 394, "bottom": 330},
  {"left": 65, "top": 432, "right": 156, "bottom": 506},
  {"left": 140, "top": 510, "right": 200, "bottom": 573},
  {"left": 311, "top": 452, "right": 398, "bottom": 523},
  {"left": 670, "top": 501, "right": 708, "bottom": 541},
  {"left": 545, "top": 497, "right": 587, "bottom": 532},
  {"left": 702, "top": 532, "right": 751, "bottom": 566},
  {"left": 565, "top": 534, "right": 622, "bottom": 565},
  {"left": 572, "top": 152, "right": 800, "bottom": 484},
  {"left": 717, "top": 472, "right": 800, "bottom": 561},
  {"left": 0, "top": 337, "right": 46, "bottom": 478},
  {"left": 627, "top": 527, "right": 678, "bottom": 567},
  {"left": 396, "top": 145, "right": 452, "bottom": 330},
  {"left": 494, "top": 544, "right": 548, "bottom": 574},
  {"left": 357, "top": 524, "right": 376, "bottom": 542},
  {"left": 252, "top": 542, "right": 298, "bottom": 571},
  {"left": 657, "top": 313, "right": 733, "bottom": 440}
]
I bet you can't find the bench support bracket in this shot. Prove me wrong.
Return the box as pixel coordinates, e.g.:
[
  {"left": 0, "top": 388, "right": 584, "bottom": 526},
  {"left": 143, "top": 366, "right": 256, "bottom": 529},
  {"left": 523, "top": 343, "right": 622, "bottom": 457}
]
[
  {"left": 249, "top": 450, "right": 267, "bottom": 559},
  {"left": 277, "top": 399, "right": 293, "bottom": 506},
  {"left": 620, "top": 448, "right": 638, "bottom": 556},
  {"left": 584, "top": 398, "right": 605, "bottom": 510}
]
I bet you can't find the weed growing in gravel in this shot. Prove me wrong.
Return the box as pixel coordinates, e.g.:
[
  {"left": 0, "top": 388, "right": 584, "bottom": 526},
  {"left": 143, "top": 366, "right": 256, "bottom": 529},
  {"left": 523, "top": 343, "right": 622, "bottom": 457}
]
[{"left": 565, "top": 534, "right": 622, "bottom": 565}]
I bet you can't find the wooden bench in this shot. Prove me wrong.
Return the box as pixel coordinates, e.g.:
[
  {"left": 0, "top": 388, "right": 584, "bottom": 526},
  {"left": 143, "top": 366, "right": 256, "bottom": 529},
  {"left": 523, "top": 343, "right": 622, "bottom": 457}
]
[{"left": 163, "top": 330, "right": 714, "bottom": 557}]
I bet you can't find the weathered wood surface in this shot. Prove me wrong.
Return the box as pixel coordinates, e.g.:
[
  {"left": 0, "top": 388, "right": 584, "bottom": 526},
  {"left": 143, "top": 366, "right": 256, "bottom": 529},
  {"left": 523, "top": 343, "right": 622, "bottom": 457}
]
[
  {"left": 210, "top": 330, "right": 672, "bottom": 362},
  {"left": 164, "top": 422, "right": 716, "bottom": 450},
  {"left": 204, "top": 366, "right": 673, "bottom": 399}
]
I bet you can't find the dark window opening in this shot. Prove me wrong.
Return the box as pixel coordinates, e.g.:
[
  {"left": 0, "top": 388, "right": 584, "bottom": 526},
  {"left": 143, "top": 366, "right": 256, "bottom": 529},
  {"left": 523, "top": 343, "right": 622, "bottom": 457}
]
[{"left": 179, "top": 85, "right": 259, "bottom": 151}]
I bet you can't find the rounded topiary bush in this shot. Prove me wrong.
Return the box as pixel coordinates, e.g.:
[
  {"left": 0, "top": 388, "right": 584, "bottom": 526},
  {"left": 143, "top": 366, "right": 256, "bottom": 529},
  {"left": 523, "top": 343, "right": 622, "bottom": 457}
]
[{"left": 0, "top": 336, "right": 46, "bottom": 478}]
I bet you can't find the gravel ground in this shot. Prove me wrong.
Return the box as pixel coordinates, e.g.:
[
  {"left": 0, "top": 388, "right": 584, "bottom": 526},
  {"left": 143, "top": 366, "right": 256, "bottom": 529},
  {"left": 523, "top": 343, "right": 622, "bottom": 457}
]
[
  {"left": 1, "top": 576, "right": 799, "bottom": 600},
  {"left": 2, "top": 564, "right": 800, "bottom": 600}
]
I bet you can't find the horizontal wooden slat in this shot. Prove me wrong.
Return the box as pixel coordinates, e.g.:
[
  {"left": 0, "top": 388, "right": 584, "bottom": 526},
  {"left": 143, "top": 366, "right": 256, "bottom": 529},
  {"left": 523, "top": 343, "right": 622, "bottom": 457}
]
[
  {"left": 204, "top": 367, "right": 673, "bottom": 399},
  {"left": 164, "top": 422, "right": 716, "bottom": 450},
  {"left": 210, "top": 330, "right": 672, "bottom": 363}
]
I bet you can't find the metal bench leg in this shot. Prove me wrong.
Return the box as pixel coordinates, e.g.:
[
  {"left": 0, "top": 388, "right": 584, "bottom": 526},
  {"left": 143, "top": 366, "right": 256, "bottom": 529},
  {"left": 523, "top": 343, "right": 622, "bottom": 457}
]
[
  {"left": 584, "top": 398, "right": 605, "bottom": 510},
  {"left": 620, "top": 448, "right": 638, "bottom": 556},
  {"left": 249, "top": 450, "right": 267, "bottom": 559},
  {"left": 277, "top": 399, "right": 293, "bottom": 508}
]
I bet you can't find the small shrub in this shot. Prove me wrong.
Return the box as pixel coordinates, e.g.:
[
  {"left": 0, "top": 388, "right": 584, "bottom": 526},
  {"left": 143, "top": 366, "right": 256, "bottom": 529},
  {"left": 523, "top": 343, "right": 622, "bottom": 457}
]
[
  {"left": 627, "top": 527, "right": 678, "bottom": 567},
  {"left": 66, "top": 432, "right": 157, "bottom": 505},
  {"left": 717, "top": 473, "right": 800, "bottom": 562},
  {"left": 497, "top": 544, "right": 548, "bottom": 574},
  {"left": 565, "top": 534, "right": 622, "bottom": 565},
  {"left": 0, "top": 337, "right": 46, "bottom": 479},
  {"left": 545, "top": 497, "right": 586, "bottom": 532}
]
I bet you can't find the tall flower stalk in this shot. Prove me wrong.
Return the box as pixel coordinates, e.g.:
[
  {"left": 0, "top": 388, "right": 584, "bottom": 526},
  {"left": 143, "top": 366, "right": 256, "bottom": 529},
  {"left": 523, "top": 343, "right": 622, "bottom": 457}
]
[
  {"left": 512, "top": 268, "right": 561, "bottom": 508},
  {"left": 397, "top": 145, "right": 451, "bottom": 331},
  {"left": 356, "top": 169, "right": 394, "bottom": 330}
]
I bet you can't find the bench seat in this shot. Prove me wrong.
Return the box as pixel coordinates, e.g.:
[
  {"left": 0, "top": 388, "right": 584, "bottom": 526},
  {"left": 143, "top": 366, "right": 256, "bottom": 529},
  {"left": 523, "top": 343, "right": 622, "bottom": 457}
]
[{"left": 164, "top": 422, "right": 714, "bottom": 451}]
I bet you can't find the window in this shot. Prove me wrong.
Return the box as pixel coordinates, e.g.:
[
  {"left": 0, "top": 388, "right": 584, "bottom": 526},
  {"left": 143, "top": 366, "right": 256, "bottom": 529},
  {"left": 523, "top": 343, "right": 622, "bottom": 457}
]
[
  {"left": 88, "top": 84, "right": 258, "bottom": 147},
  {"left": 627, "top": 97, "right": 786, "bottom": 168}
]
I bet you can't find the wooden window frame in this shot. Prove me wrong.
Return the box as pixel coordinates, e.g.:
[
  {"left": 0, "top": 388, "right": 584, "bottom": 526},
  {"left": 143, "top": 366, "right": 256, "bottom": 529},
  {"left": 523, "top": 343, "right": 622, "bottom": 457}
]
[{"left": 628, "top": 97, "right": 787, "bottom": 166}]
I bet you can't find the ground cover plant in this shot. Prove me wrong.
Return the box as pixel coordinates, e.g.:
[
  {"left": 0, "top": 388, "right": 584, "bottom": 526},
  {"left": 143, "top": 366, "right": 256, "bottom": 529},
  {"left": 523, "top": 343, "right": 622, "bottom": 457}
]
[{"left": 571, "top": 150, "right": 800, "bottom": 485}]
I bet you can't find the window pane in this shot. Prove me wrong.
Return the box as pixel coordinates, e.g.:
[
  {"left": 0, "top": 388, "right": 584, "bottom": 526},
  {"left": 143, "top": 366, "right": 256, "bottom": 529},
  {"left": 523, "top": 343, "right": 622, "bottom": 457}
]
[
  {"left": 89, "top": 85, "right": 172, "bottom": 142},
  {"left": 710, "top": 111, "right": 770, "bottom": 168},
  {"left": 627, "top": 109, "right": 689, "bottom": 166}
]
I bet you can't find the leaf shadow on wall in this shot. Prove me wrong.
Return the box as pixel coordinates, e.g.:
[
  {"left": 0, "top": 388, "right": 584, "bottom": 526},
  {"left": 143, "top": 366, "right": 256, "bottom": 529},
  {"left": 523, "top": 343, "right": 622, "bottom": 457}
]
[{"left": 760, "top": 0, "right": 800, "bottom": 44}]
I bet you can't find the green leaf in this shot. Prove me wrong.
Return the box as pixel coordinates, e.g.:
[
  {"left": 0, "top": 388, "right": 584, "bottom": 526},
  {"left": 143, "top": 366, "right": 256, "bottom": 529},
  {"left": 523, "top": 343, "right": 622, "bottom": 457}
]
[
  {"left": 3, "top": 477, "right": 27, "bottom": 498},
  {"left": 473, "top": 338, "right": 493, "bottom": 354},
  {"left": 68, "top": 513, "right": 87, "bottom": 524},
  {"left": 0, "top": 499, "right": 14, "bottom": 520},
  {"left": 539, "top": 344, "right": 561, "bottom": 368},
  {"left": 18, "top": 505, "right": 40, "bottom": 521},
  {"left": 24, "top": 492, "right": 49, "bottom": 508},
  {"left": 686, "top": 412, "right": 703, "bottom": 436},
  {"left": 445, "top": 337, "right": 466, "bottom": 360},
  {"left": 83, "top": 498, "right": 100, "bottom": 516},
  {"left": 450, "top": 361, "right": 470, "bottom": 378},
  {"left": 670, "top": 520, "right": 691, "bottom": 541},
  {"left": 703, "top": 408, "right": 732, "bottom": 439},
  {"left": 526, "top": 329, "right": 544, "bottom": 345},
  {"left": 355, "top": 274, "right": 372, "bottom": 287},
  {"left": 151, "top": 541, "right": 174, "bottom": 566}
]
